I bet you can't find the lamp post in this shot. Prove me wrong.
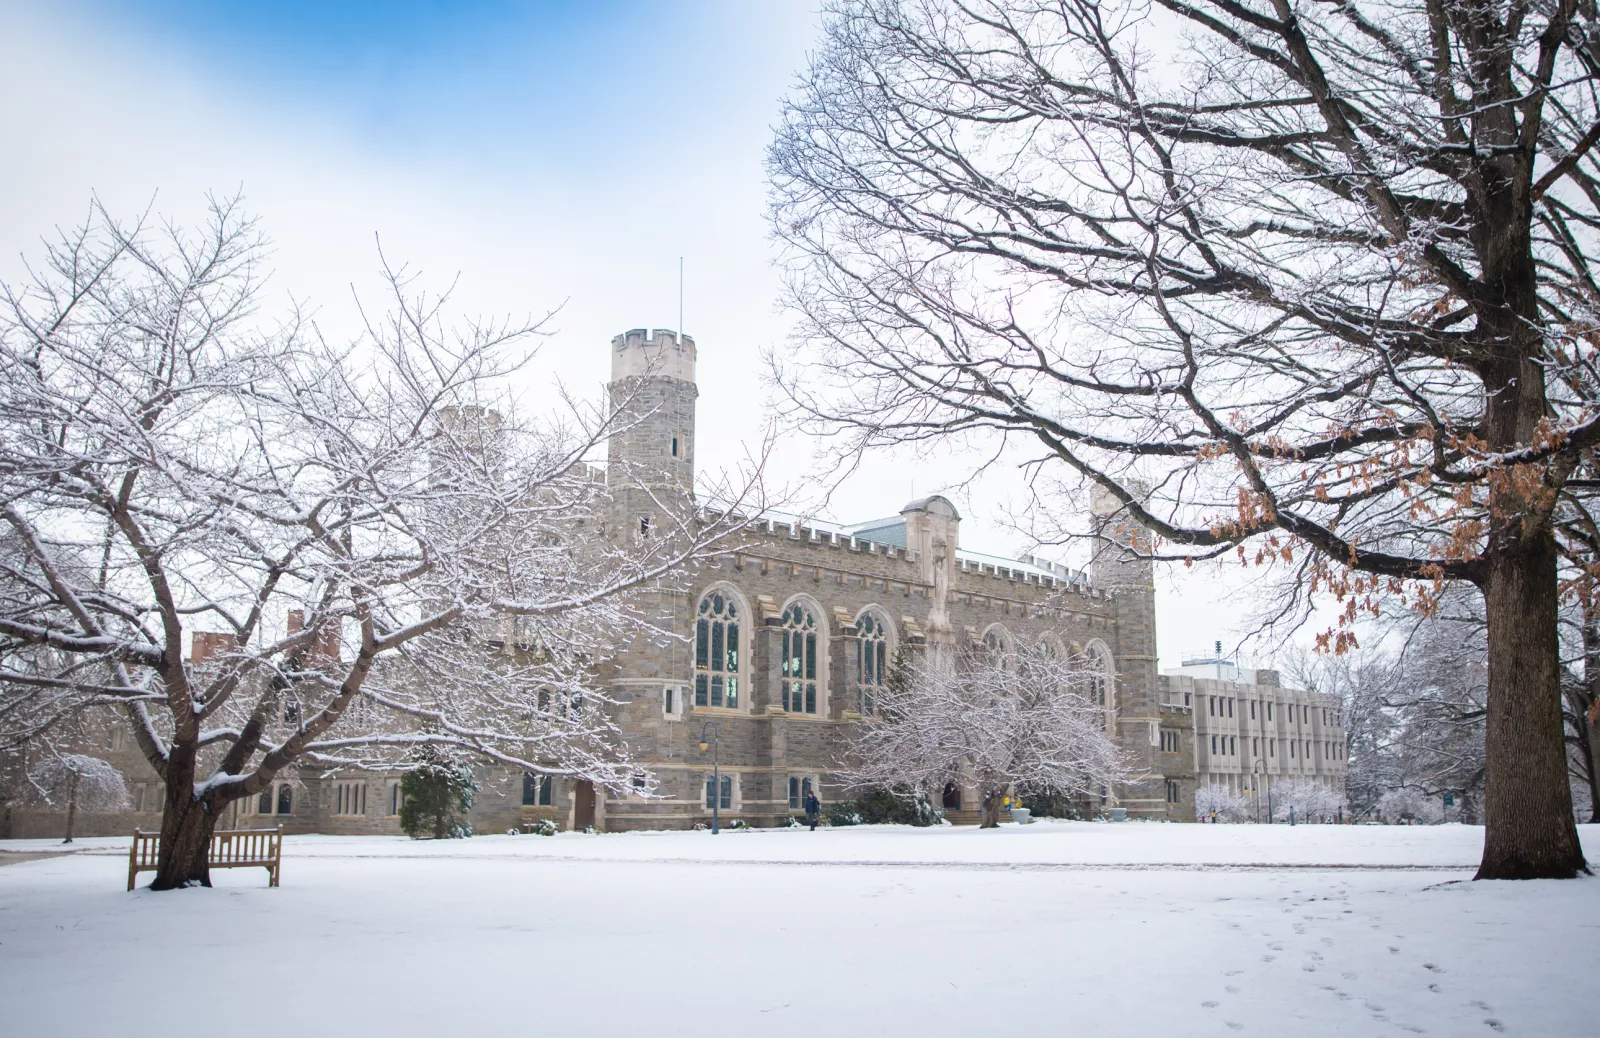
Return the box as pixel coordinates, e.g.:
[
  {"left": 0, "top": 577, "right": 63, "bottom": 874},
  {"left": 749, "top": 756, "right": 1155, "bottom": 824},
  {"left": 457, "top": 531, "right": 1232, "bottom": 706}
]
[
  {"left": 1252, "top": 759, "right": 1271, "bottom": 824},
  {"left": 699, "top": 720, "right": 722, "bottom": 835}
]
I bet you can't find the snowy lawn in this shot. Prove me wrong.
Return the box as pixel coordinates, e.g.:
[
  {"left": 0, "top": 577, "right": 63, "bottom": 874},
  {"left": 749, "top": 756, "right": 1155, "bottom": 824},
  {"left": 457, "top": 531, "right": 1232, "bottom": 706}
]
[{"left": 2, "top": 822, "right": 1596, "bottom": 1038}]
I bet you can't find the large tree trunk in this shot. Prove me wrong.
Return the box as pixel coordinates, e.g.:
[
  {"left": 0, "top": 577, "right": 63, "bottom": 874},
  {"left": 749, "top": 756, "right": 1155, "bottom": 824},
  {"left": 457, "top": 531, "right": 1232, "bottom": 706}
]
[
  {"left": 150, "top": 796, "right": 217, "bottom": 890},
  {"left": 979, "top": 790, "right": 1002, "bottom": 829},
  {"left": 149, "top": 741, "right": 217, "bottom": 890},
  {"left": 1477, "top": 538, "right": 1589, "bottom": 879}
]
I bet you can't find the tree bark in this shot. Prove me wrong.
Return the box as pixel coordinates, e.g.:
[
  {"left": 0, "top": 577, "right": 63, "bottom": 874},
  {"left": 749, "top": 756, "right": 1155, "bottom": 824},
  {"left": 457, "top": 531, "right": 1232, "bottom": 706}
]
[
  {"left": 1477, "top": 538, "right": 1590, "bottom": 878},
  {"left": 150, "top": 797, "right": 217, "bottom": 890},
  {"left": 150, "top": 739, "right": 218, "bottom": 890},
  {"left": 62, "top": 771, "right": 77, "bottom": 845}
]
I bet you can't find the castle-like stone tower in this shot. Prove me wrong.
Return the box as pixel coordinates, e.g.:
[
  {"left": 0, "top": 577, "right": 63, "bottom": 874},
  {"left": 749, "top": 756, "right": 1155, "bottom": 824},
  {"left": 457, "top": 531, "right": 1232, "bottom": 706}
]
[
  {"left": 1090, "top": 482, "right": 1165, "bottom": 818},
  {"left": 606, "top": 328, "right": 697, "bottom": 526}
]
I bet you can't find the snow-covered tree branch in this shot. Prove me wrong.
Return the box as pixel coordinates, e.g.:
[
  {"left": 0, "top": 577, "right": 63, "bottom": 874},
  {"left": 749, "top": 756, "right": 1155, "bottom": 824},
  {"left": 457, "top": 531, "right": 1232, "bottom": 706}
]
[
  {"left": 0, "top": 196, "right": 766, "bottom": 888},
  {"left": 836, "top": 641, "right": 1125, "bottom": 827}
]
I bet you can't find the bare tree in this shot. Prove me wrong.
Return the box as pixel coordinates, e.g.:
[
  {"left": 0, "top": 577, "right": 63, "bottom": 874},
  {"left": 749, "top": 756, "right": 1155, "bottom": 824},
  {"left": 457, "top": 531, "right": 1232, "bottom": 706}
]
[
  {"left": 838, "top": 641, "right": 1124, "bottom": 827},
  {"left": 0, "top": 197, "right": 762, "bottom": 888},
  {"left": 768, "top": 0, "right": 1600, "bottom": 877},
  {"left": 24, "top": 753, "right": 130, "bottom": 843}
]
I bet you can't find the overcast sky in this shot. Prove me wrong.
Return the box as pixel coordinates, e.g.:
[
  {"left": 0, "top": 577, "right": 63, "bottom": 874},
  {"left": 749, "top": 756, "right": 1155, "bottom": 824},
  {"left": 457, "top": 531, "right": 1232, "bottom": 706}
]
[{"left": 0, "top": 0, "right": 1286, "bottom": 672}]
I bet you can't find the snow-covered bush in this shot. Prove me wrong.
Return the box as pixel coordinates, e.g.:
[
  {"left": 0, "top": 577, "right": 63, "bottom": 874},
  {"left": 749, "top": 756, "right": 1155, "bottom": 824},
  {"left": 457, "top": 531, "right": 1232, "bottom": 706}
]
[
  {"left": 527, "top": 818, "right": 558, "bottom": 836},
  {"left": 1377, "top": 787, "right": 1444, "bottom": 824},
  {"left": 855, "top": 785, "right": 939, "bottom": 826},
  {"left": 727, "top": 818, "right": 751, "bottom": 830},
  {"left": 398, "top": 751, "right": 478, "bottom": 839},
  {"left": 1271, "top": 778, "right": 1347, "bottom": 823},
  {"left": 1193, "top": 783, "right": 1252, "bottom": 823},
  {"left": 24, "top": 754, "right": 130, "bottom": 843},
  {"left": 825, "top": 803, "right": 861, "bottom": 826}
]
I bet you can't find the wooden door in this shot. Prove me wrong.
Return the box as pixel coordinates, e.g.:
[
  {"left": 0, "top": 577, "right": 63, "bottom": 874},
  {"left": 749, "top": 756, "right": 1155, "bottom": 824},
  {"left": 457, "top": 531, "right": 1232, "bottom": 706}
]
[{"left": 573, "top": 780, "right": 596, "bottom": 830}]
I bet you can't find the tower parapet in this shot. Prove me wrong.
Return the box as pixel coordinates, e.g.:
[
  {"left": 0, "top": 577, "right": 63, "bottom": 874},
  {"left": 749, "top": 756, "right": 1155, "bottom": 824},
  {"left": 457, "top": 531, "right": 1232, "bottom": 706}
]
[{"left": 611, "top": 328, "right": 696, "bottom": 383}]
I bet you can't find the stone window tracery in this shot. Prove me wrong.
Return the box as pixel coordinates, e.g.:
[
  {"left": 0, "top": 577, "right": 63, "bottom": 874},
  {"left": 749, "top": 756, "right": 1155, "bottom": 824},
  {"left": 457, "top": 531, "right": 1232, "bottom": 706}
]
[
  {"left": 780, "top": 602, "right": 820, "bottom": 714},
  {"left": 856, "top": 611, "right": 890, "bottom": 716},
  {"left": 694, "top": 591, "right": 740, "bottom": 709}
]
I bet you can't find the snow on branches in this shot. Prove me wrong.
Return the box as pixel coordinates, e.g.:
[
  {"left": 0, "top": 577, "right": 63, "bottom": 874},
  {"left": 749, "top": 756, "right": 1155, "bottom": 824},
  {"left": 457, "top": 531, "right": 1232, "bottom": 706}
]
[
  {"left": 0, "top": 197, "right": 763, "bottom": 885},
  {"left": 837, "top": 641, "right": 1125, "bottom": 827}
]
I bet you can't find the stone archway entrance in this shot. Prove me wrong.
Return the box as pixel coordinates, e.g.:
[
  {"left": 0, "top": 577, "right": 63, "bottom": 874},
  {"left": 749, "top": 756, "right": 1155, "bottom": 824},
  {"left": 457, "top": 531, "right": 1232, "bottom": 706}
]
[{"left": 942, "top": 782, "right": 962, "bottom": 811}]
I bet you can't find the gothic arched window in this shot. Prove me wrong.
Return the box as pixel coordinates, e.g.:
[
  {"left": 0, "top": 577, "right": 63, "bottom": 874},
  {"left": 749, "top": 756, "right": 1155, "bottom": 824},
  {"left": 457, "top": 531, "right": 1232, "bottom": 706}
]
[
  {"left": 695, "top": 591, "right": 740, "bottom": 708},
  {"left": 781, "top": 602, "right": 820, "bottom": 714},
  {"left": 856, "top": 611, "right": 890, "bottom": 716},
  {"left": 1084, "top": 642, "right": 1113, "bottom": 730}
]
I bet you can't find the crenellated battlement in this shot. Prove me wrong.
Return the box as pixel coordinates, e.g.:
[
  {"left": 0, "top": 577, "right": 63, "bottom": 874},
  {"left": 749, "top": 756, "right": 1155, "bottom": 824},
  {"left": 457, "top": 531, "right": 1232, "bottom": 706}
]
[{"left": 610, "top": 327, "right": 696, "bottom": 383}]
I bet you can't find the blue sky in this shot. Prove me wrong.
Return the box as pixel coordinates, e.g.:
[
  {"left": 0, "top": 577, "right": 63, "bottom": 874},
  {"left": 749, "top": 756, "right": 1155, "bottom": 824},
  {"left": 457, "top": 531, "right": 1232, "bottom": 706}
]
[{"left": 0, "top": 0, "right": 1258, "bottom": 667}]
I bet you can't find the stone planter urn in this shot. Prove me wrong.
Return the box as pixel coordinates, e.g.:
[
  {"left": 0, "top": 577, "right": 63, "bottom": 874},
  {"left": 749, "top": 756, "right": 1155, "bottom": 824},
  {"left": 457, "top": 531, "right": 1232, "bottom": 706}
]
[
  {"left": 1109, "top": 807, "right": 1127, "bottom": 822},
  {"left": 1009, "top": 808, "right": 1032, "bottom": 825}
]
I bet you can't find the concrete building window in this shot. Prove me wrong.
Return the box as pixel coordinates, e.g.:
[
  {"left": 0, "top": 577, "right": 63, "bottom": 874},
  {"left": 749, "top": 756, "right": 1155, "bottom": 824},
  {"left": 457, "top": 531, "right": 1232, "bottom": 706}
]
[
  {"left": 1250, "top": 700, "right": 1256, "bottom": 720},
  {"left": 1230, "top": 736, "right": 1236, "bottom": 755},
  {"left": 1267, "top": 702, "right": 1274, "bottom": 721},
  {"left": 1227, "top": 698, "right": 1234, "bottom": 718},
  {"left": 388, "top": 782, "right": 402, "bottom": 817},
  {"left": 333, "top": 781, "right": 366, "bottom": 817},
  {"left": 671, "top": 436, "right": 679, "bottom": 457},
  {"left": 856, "top": 610, "right": 890, "bottom": 715},
  {"left": 780, "top": 602, "right": 820, "bottom": 714},
  {"left": 705, "top": 773, "right": 733, "bottom": 810},
  {"left": 695, "top": 591, "right": 741, "bottom": 709},
  {"left": 522, "top": 773, "right": 553, "bottom": 806},
  {"left": 1270, "top": 740, "right": 1275, "bottom": 757},
  {"left": 1211, "top": 734, "right": 1218, "bottom": 754},
  {"left": 788, "top": 775, "right": 815, "bottom": 810},
  {"left": 1208, "top": 696, "right": 1215, "bottom": 716},
  {"left": 1166, "top": 781, "right": 1179, "bottom": 804}
]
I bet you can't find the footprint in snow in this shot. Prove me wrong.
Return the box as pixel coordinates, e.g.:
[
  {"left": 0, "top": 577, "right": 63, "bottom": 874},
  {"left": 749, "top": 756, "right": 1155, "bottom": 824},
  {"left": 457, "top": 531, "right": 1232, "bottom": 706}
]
[
  {"left": 1201, "top": 1001, "right": 1219, "bottom": 1009},
  {"left": 1483, "top": 1020, "right": 1505, "bottom": 1033},
  {"left": 1225, "top": 1023, "right": 1243, "bottom": 1032},
  {"left": 1225, "top": 985, "right": 1240, "bottom": 994},
  {"left": 1422, "top": 963, "right": 1442, "bottom": 973}
]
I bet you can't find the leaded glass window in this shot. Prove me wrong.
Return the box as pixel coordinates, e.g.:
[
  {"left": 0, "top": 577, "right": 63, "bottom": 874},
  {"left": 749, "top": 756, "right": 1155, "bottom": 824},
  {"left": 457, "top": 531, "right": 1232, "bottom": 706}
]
[
  {"left": 780, "top": 603, "right": 819, "bottom": 714},
  {"left": 694, "top": 592, "right": 740, "bottom": 709},
  {"left": 522, "top": 772, "right": 553, "bottom": 806},
  {"left": 705, "top": 773, "right": 732, "bottom": 809},
  {"left": 856, "top": 612, "right": 889, "bottom": 716},
  {"left": 787, "top": 775, "right": 814, "bottom": 809}
]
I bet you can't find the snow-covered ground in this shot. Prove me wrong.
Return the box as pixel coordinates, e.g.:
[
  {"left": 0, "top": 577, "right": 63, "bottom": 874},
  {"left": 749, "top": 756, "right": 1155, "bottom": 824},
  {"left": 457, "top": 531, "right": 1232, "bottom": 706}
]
[{"left": 2, "top": 822, "right": 1596, "bottom": 1037}]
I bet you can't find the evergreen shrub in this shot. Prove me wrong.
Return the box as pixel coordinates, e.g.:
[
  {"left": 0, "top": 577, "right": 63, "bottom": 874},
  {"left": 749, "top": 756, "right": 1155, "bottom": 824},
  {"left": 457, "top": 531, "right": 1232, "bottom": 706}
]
[
  {"left": 826, "top": 802, "right": 862, "bottom": 826},
  {"left": 398, "top": 750, "right": 479, "bottom": 839},
  {"left": 856, "top": 785, "right": 939, "bottom": 826}
]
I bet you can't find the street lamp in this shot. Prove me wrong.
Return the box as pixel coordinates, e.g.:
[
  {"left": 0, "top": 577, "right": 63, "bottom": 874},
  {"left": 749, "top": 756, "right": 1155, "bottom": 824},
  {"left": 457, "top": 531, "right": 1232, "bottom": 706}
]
[
  {"left": 1252, "top": 759, "right": 1272, "bottom": 824},
  {"left": 699, "top": 720, "right": 723, "bottom": 835}
]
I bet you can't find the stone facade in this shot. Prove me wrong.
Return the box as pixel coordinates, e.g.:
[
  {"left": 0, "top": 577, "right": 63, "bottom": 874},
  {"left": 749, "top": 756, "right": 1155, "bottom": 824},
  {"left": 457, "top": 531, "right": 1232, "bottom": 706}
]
[{"left": 0, "top": 326, "right": 1346, "bottom": 840}]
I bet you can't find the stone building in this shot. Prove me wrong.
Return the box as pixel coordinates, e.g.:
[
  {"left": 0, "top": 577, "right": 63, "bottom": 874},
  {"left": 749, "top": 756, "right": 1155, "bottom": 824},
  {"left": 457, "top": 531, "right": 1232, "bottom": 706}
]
[{"left": 0, "top": 327, "right": 1345, "bottom": 839}]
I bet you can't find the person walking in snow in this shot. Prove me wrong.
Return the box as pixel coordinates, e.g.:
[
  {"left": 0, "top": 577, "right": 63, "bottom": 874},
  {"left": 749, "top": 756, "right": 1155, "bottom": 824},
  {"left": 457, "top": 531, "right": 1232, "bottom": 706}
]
[{"left": 804, "top": 790, "right": 821, "bottom": 830}]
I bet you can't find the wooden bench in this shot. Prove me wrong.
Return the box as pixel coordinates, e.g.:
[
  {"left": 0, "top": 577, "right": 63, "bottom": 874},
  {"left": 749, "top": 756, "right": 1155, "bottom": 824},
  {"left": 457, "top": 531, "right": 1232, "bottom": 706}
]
[{"left": 128, "top": 825, "right": 283, "bottom": 890}]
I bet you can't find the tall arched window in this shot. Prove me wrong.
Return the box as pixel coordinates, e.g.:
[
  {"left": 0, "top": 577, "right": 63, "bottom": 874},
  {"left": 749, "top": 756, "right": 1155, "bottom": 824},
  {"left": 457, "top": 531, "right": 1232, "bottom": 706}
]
[
  {"left": 1085, "top": 641, "right": 1114, "bottom": 730},
  {"left": 695, "top": 590, "right": 740, "bottom": 708},
  {"left": 781, "top": 601, "right": 820, "bottom": 714},
  {"left": 856, "top": 610, "right": 890, "bottom": 716}
]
